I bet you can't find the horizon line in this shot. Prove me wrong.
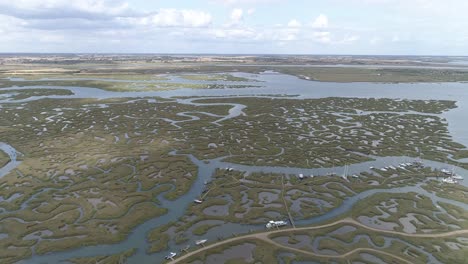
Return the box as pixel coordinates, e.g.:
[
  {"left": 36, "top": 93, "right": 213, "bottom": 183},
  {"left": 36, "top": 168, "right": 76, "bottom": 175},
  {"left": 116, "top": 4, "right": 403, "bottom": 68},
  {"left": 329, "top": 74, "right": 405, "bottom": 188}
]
[{"left": 0, "top": 52, "right": 467, "bottom": 57}]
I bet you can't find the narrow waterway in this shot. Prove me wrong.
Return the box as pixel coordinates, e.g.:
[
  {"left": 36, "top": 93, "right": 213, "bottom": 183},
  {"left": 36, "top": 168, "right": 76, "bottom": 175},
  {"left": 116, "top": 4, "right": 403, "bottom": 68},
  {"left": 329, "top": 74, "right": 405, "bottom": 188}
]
[
  {"left": 16, "top": 151, "right": 468, "bottom": 264},
  {"left": 0, "top": 142, "right": 21, "bottom": 179}
]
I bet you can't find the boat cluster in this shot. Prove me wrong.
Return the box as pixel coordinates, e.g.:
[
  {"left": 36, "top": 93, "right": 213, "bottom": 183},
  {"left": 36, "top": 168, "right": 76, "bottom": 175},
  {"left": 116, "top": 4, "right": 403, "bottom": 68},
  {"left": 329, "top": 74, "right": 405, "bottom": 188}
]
[
  {"left": 371, "top": 161, "right": 423, "bottom": 172},
  {"left": 440, "top": 168, "right": 464, "bottom": 184},
  {"left": 165, "top": 239, "right": 208, "bottom": 260}
]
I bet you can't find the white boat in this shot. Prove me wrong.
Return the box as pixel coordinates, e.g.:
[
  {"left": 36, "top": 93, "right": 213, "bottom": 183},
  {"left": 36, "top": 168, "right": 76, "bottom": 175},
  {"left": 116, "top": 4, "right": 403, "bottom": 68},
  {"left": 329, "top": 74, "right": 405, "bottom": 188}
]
[
  {"left": 441, "top": 168, "right": 451, "bottom": 175},
  {"left": 298, "top": 174, "right": 304, "bottom": 179},
  {"left": 194, "top": 199, "right": 203, "bottom": 204},
  {"left": 165, "top": 252, "right": 177, "bottom": 260},
  {"left": 442, "top": 178, "right": 457, "bottom": 184},
  {"left": 388, "top": 166, "right": 396, "bottom": 170},
  {"left": 195, "top": 239, "right": 207, "bottom": 245},
  {"left": 380, "top": 168, "right": 387, "bottom": 172},
  {"left": 370, "top": 166, "right": 375, "bottom": 169},
  {"left": 451, "top": 175, "right": 463, "bottom": 180},
  {"left": 266, "top": 220, "right": 288, "bottom": 229},
  {"left": 342, "top": 164, "right": 350, "bottom": 180},
  {"left": 351, "top": 174, "right": 359, "bottom": 178},
  {"left": 310, "top": 174, "right": 314, "bottom": 178}
]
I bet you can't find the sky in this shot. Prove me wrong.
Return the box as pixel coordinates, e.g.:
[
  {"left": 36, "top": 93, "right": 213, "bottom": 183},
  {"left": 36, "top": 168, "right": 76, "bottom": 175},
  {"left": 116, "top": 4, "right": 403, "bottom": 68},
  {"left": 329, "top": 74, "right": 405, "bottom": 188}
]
[{"left": 0, "top": 0, "right": 467, "bottom": 55}]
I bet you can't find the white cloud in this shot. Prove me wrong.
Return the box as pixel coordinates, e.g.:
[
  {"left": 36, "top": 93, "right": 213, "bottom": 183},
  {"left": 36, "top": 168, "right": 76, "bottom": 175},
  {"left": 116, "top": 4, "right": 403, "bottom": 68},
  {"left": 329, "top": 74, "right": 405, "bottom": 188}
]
[
  {"left": 313, "top": 31, "right": 331, "bottom": 44},
  {"left": 311, "top": 14, "right": 329, "bottom": 29},
  {"left": 212, "top": 0, "right": 281, "bottom": 5},
  {"left": 287, "top": 19, "right": 301, "bottom": 28},
  {"left": 2, "top": 0, "right": 466, "bottom": 54},
  {"left": 0, "top": 0, "right": 132, "bottom": 19},
  {"left": 230, "top": 8, "right": 244, "bottom": 24},
  {"left": 146, "top": 9, "right": 212, "bottom": 28},
  {"left": 212, "top": 27, "right": 258, "bottom": 39},
  {"left": 340, "top": 35, "right": 360, "bottom": 44}
]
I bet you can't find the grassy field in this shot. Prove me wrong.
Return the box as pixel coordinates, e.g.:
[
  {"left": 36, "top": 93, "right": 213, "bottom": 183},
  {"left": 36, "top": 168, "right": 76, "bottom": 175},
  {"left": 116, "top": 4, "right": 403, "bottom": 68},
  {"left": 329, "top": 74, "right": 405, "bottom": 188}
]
[
  {"left": 68, "top": 248, "right": 136, "bottom": 264},
  {"left": 0, "top": 88, "right": 73, "bottom": 100},
  {"left": 3, "top": 59, "right": 468, "bottom": 83}
]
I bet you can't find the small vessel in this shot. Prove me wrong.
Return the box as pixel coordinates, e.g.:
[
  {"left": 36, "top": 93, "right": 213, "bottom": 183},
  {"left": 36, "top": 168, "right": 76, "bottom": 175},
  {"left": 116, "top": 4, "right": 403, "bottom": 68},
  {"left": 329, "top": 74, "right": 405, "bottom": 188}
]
[
  {"left": 380, "top": 168, "right": 387, "bottom": 172},
  {"left": 451, "top": 174, "right": 463, "bottom": 180},
  {"left": 194, "top": 199, "right": 203, "bottom": 204},
  {"left": 298, "top": 174, "right": 304, "bottom": 179},
  {"left": 165, "top": 252, "right": 177, "bottom": 260},
  {"left": 310, "top": 174, "right": 314, "bottom": 178},
  {"left": 195, "top": 239, "right": 207, "bottom": 245},
  {"left": 342, "top": 164, "right": 349, "bottom": 180},
  {"left": 388, "top": 166, "right": 396, "bottom": 170},
  {"left": 370, "top": 166, "right": 375, "bottom": 169},
  {"left": 441, "top": 168, "right": 451, "bottom": 175},
  {"left": 442, "top": 178, "right": 457, "bottom": 184},
  {"left": 266, "top": 220, "right": 288, "bottom": 229},
  {"left": 352, "top": 174, "right": 359, "bottom": 178}
]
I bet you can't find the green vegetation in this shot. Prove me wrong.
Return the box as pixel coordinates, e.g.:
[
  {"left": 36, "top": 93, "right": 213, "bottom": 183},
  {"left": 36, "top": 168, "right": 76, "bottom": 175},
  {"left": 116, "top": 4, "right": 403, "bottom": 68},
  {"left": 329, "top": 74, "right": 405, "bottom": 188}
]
[
  {"left": 192, "top": 223, "right": 222, "bottom": 236},
  {"left": 179, "top": 74, "right": 253, "bottom": 82},
  {"left": 185, "top": 240, "right": 279, "bottom": 264},
  {"left": 422, "top": 181, "right": 468, "bottom": 204},
  {"left": 0, "top": 75, "right": 258, "bottom": 92},
  {"left": 3, "top": 57, "right": 468, "bottom": 83},
  {"left": 0, "top": 150, "right": 9, "bottom": 167},
  {"left": 68, "top": 248, "right": 137, "bottom": 264},
  {"left": 0, "top": 88, "right": 73, "bottom": 100},
  {"left": 277, "top": 66, "right": 468, "bottom": 83},
  {"left": 184, "top": 97, "right": 464, "bottom": 169},
  {"left": 350, "top": 192, "right": 468, "bottom": 232}
]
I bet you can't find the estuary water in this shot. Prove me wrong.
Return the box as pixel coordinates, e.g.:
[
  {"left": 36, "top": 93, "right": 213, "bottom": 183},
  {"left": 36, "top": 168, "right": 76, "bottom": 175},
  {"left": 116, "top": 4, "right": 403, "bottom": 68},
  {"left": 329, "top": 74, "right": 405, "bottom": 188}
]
[{"left": 1, "top": 72, "right": 467, "bottom": 263}]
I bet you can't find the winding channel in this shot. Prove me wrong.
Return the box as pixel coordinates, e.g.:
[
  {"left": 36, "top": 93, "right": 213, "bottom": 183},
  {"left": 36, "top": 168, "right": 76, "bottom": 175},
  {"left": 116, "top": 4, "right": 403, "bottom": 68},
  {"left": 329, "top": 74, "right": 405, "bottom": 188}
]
[
  {"left": 0, "top": 72, "right": 467, "bottom": 263},
  {"left": 14, "top": 153, "right": 468, "bottom": 264},
  {"left": 0, "top": 142, "right": 21, "bottom": 179}
]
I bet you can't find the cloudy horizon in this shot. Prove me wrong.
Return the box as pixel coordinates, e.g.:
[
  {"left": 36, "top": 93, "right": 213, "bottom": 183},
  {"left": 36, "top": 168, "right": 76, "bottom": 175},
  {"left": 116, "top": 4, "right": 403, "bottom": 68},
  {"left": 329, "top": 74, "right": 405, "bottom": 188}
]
[{"left": 0, "top": 0, "right": 467, "bottom": 55}]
